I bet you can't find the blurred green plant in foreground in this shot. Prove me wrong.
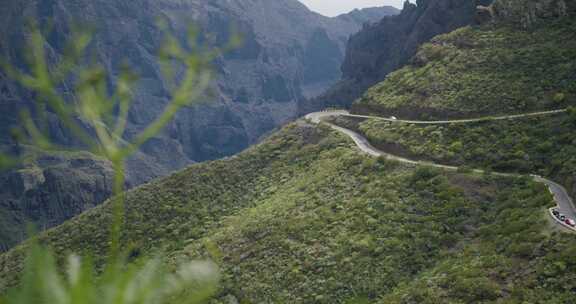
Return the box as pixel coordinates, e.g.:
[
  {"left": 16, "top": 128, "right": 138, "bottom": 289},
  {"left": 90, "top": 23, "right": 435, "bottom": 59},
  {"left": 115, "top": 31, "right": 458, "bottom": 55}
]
[
  {"left": 2, "top": 244, "right": 219, "bottom": 304},
  {"left": 0, "top": 23, "right": 236, "bottom": 303}
]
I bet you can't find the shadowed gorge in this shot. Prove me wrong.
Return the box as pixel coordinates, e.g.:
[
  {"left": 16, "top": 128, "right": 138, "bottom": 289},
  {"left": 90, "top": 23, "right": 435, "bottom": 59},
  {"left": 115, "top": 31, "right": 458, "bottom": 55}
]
[{"left": 0, "top": 0, "right": 398, "bottom": 250}]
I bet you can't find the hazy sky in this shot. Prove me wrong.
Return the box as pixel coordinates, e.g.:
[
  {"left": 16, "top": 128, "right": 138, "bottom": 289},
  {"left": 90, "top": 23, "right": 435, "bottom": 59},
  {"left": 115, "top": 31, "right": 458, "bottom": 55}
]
[{"left": 298, "top": 0, "right": 406, "bottom": 17}]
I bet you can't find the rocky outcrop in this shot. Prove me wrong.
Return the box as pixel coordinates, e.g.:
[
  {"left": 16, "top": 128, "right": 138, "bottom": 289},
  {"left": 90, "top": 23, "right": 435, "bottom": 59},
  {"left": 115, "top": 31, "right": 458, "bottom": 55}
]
[
  {"left": 0, "top": 150, "right": 114, "bottom": 250},
  {"left": 492, "top": 0, "right": 576, "bottom": 28},
  {"left": 0, "top": 0, "right": 398, "bottom": 250},
  {"left": 302, "top": 0, "right": 489, "bottom": 113}
]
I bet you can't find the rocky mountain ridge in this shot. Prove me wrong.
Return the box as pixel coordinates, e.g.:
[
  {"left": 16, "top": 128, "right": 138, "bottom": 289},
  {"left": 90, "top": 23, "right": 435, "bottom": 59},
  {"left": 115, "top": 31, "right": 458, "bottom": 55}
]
[
  {"left": 0, "top": 0, "right": 398, "bottom": 250},
  {"left": 1, "top": 1, "right": 575, "bottom": 302},
  {"left": 301, "top": 0, "right": 489, "bottom": 113}
]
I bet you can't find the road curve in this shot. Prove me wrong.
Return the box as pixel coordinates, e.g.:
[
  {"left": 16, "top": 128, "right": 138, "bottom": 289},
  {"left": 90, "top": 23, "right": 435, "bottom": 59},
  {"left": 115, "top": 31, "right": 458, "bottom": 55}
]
[
  {"left": 536, "top": 177, "right": 576, "bottom": 221},
  {"left": 345, "top": 109, "right": 568, "bottom": 125},
  {"left": 306, "top": 110, "right": 576, "bottom": 231}
]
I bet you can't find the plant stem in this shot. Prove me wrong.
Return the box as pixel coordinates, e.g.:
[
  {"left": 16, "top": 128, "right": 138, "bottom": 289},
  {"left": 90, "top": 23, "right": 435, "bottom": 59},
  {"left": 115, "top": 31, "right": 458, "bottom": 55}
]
[{"left": 110, "top": 159, "right": 126, "bottom": 261}]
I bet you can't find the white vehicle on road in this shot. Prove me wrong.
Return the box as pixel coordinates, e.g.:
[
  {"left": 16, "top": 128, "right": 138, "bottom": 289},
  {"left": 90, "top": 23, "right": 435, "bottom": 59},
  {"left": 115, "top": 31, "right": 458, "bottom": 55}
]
[{"left": 307, "top": 109, "right": 575, "bottom": 233}]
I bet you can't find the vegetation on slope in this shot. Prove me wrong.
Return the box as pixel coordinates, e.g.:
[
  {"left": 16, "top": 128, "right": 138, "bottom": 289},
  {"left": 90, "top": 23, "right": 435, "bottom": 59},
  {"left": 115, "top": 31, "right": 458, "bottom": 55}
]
[
  {"left": 0, "top": 122, "right": 341, "bottom": 289},
  {"left": 182, "top": 156, "right": 574, "bottom": 303},
  {"left": 2, "top": 121, "right": 575, "bottom": 303},
  {"left": 354, "top": 16, "right": 576, "bottom": 119},
  {"left": 330, "top": 108, "right": 576, "bottom": 198},
  {"left": 2, "top": 1, "right": 576, "bottom": 302}
]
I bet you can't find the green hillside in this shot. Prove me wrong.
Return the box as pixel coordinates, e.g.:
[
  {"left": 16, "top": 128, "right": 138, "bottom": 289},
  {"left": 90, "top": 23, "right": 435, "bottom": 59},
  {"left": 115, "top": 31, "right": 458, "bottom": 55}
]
[
  {"left": 330, "top": 108, "right": 576, "bottom": 198},
  {"left": 2, "top": 1, "right": 576, "bottom": 303},
  {"left": 1, "top": 120, "right": 575, "bottom": 303},
  {"left": 354, "top": 17, "right": 576, "bottom": 119}
]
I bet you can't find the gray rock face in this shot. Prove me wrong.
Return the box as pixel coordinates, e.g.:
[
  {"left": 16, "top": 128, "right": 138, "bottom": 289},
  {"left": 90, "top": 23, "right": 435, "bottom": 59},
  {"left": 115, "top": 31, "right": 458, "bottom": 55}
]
[
  {"left": 0, "top": 151, "right": 114, "bottom": 251},
  {"left": 492, "top": 0, "right": 576, "bottom": 28},
  {"left": 0, "top": 0, "right": 398, "bottom": 162},
  {"left": 302, "top": 0, "right": 489, "bottom": 112},
  {"left": 0, "top": 0, "right": 398, "bottom": 250}
]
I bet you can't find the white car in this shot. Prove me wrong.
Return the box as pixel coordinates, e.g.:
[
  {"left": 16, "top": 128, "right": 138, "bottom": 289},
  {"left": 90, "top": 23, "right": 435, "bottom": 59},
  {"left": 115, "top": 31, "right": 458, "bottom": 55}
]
[
  {"left": 390, "top": 116, "right": 398, "bottom": 120},
  {"left": 566, "top": 219, "right": 576, "bottom": 227}
]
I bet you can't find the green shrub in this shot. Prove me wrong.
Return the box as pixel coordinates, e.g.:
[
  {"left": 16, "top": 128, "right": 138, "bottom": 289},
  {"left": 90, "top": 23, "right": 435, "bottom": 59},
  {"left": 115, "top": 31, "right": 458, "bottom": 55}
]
[
  {"left": 411, "top": 166, "right": 441, "bottom": 183},
  {"left": 449, "top": 141, "right": 463, "bottom": 153},
  {"left": 569, "top": 106, "right": 576, "bottom": 125},
  {"left": 553, "top": 92, "right": 566, "bottom": 103}
]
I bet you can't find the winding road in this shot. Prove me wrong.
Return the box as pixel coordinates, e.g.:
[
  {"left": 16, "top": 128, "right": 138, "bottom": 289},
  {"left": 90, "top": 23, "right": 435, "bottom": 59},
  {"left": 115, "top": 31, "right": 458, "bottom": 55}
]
[
  {"left": 343, "top": 109, "right": 568, "bottom": 125},
  {"left": 306, "top": 110, "right": 576, "bottom": 232}
]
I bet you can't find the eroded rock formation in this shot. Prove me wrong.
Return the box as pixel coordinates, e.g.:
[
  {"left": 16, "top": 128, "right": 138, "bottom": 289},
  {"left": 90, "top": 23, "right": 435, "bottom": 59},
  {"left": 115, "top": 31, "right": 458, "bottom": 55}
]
[{"left": 0, "top": 0, "right": 398, "bottom": 250}]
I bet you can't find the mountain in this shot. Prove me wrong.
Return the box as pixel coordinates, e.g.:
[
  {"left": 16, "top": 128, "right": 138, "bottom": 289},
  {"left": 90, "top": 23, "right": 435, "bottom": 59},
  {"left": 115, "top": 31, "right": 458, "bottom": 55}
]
[
  {"left": 1, "top": 114, "right": 575, "bottom": 302},
  {"left": 336, "top": 6, "right": 401, "bottom": 25},
  {"left": 354, "top": 9, "right": 576, "bottom": 118},
  {"left": 300, "top": 0, "right": 488, "bottom": 113},
  {"left": 2, "top": 1, "right": 576, "bottom": 301},
  {"left": 0, "top": 0, "right": 398, "bottom": 250},
  {"left": 0, "top": 0, "right": 398, "bottom": 164},
  {"left": 346, "top": 0, "right": 576, "bottom": 201},
  {"left": 0, "top": 115, "right": 576, "bottom": 303}
]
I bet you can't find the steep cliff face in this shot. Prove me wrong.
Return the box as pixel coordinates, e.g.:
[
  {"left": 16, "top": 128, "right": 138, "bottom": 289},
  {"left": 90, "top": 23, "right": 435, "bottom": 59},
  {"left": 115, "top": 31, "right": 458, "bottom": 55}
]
[
  {"left": 0, "top": 149, "right": 114, "bottom": 251},
  {"left": 302, "top": 0, "right": 487, "bottom": 112},
  {"left": 0, "top": 0, "right": 398, "bottom": 163},
  {"left": 0, "top": 0, "right": 398, "bottom": 250}
]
